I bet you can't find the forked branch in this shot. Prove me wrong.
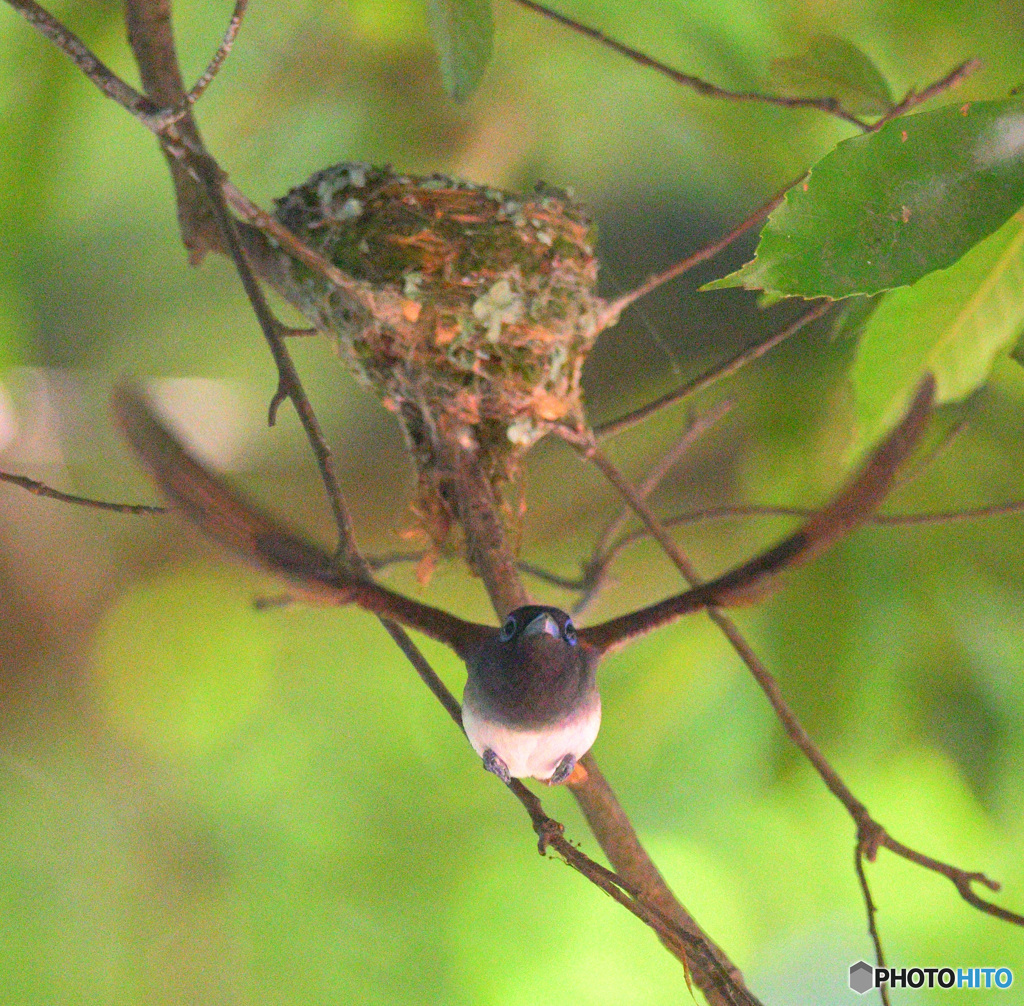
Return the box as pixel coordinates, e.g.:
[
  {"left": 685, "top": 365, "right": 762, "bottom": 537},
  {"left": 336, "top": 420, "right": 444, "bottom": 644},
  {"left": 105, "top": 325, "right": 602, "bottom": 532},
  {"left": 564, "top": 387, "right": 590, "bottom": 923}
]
[
  {"left": 562, "top": 377, "right": 1024, "bottom": 929},
  {"left": 512, "top": 0, "right": 979, "bottom": 135}
]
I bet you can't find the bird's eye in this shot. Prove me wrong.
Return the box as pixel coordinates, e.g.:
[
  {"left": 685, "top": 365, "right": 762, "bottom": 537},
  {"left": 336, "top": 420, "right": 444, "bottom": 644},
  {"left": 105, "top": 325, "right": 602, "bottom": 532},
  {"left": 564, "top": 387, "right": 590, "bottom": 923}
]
[
  {"left": 563, "top": 619, "right": 578, "bottom": 645},
  {"left": 499, "top": 615, "right": 517, "bottom": 641}
]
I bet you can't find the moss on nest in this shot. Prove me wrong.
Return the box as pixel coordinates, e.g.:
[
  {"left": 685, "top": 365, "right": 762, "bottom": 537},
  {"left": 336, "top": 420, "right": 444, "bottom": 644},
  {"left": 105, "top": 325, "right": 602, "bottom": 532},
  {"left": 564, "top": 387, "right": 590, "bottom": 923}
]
[{"left": 269, "top": 163, "right": 602, "bottom": 539}]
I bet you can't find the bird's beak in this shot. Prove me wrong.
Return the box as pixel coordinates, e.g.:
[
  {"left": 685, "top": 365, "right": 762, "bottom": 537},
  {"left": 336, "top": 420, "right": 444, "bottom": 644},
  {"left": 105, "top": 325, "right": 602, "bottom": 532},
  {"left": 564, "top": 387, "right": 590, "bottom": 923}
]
[{"left": 521, "top": 612, "right": 561, "bottom": 640}]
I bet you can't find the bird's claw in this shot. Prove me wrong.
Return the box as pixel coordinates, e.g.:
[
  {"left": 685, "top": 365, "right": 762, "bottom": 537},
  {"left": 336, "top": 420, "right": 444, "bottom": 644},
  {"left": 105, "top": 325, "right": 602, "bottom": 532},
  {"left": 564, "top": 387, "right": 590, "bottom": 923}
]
[{"left": 482, "top": 748, "right": 511, "bottom": 784}]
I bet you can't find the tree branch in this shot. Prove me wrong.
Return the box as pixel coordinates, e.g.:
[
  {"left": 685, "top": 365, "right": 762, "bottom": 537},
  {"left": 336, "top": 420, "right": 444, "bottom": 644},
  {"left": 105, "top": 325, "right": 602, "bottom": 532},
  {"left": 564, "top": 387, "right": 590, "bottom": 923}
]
[
  {"left": 597, "top": 179, "right": 798, "bottom": 329},
  {"left": 509, "top": 0, "right": 870, "bottom": 129},
  {"left": 123, "top": 0, "right": 220, "bottom": 262},
  {"left": 563, "top": 408, "right": 1024, "bottom": 929},
  {"left": 0, "top": 470, "right": 165, "bottom": 514},
  {"left": 594, "top": 300, "right": 833, "bottom": 440},
  {"left": 511, "top": 0, "right": 980, "bottom": 138}
]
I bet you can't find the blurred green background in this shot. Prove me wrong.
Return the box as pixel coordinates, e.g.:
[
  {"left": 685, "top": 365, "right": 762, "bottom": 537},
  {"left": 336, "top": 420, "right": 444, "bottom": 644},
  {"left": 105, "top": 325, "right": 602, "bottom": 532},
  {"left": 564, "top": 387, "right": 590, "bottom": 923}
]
[{"left": 1, "top": 1, "right": 1023, "bottom": 1003}]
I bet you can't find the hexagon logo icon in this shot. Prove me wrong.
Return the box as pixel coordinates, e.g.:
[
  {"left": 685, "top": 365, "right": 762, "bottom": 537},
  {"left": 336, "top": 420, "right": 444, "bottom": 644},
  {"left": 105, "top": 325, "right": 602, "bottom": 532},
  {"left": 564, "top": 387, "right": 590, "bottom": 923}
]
[{"left": 849, "top": 961, "right": 874, "bottom": 994}]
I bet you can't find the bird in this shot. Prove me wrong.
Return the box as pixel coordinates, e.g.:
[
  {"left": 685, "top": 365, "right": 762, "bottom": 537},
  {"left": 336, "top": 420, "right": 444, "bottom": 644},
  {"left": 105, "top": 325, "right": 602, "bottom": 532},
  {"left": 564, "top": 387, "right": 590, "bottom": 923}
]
[
  {"left": 461, "top": 604, "right": 600, "bottom": 785},
  {"left": 111, "top": 375, "right": 935, "bottom": 786}
]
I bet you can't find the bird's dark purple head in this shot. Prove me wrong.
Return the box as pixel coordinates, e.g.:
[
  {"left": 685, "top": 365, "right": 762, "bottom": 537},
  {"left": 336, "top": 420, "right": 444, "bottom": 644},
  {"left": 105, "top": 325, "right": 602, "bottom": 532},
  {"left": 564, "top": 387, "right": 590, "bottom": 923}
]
[{"left": 464, "top": 604, "right": 597, "bottom": 730}]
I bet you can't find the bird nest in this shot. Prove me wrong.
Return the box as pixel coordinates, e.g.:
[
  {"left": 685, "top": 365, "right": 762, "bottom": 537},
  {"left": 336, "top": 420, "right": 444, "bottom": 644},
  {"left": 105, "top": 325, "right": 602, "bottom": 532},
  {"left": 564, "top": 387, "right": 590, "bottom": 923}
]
[{"left": 269, "top": 164, "right": 602, "bottom": 516}]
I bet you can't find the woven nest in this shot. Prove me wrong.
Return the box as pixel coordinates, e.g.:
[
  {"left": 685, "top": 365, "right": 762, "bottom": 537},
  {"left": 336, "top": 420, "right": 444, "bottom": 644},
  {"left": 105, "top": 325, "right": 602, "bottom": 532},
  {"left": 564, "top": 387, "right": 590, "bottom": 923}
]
[{"left": 268, "top": 163, "right": 602, "bottom": 543}]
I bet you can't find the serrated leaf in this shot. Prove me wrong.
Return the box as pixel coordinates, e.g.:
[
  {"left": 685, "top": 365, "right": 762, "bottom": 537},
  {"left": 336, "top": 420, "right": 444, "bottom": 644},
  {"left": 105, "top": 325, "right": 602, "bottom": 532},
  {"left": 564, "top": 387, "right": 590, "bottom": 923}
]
[
  {"left": 424, "top": 0, "right": 494, "bottom": 101},
  {"left": 769, "top": 35, "right": 895, "bottom": 117},
  {"left": 703, "top": 98, "right": 1024, "bottom": 299},
  {"left": 851, "top": 212, "right": 1024, "bottom": 451}
]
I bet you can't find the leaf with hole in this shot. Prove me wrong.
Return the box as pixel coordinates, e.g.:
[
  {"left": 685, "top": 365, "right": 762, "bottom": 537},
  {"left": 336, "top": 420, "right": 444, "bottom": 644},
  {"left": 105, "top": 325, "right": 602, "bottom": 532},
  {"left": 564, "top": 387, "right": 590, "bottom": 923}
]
[
  {"left": 851, "top": 212, "right": 1024, "bottom": 450},
  {"left": 769, "top": 35, "right": 895, "bottom": 117},
  {"left": 703, "top": 98, "right": 1024, "bottom": 299},
  {"left": 424, "top": 0, "right": 494, "bottom": 101}
]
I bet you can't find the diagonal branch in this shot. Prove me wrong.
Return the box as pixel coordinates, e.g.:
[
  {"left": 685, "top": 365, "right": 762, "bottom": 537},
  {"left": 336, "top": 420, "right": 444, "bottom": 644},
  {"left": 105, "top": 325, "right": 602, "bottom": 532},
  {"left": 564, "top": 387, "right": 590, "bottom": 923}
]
[
  {"left": 511, "top": 0, "right": 980, "bottom": 137},
  {"left": 123, "top": 0, "right": 219, "bottom": 262},
  {"left": 564, "top": 383, "right": 1024, "bottom": 930},
  {"left": 510, "top": 0, "right": 870, "bottom": 129},
  {"left": 597, "top": 178, "right": 798, "bottom": 329},
  {"left": 595, "top": 300, "right": 833, "bottom": 439},
  {"left": 185, "top": 0, "right": 248, "bottom": 106},
  {"left": 575, "top": 400, "right": 733, "bottom": 618},
  {"left": 576, "top": 375, "right": 936, "bottom": 651},
  {"left": 0, "top": 470, "right": 165, "bottom": 514}
]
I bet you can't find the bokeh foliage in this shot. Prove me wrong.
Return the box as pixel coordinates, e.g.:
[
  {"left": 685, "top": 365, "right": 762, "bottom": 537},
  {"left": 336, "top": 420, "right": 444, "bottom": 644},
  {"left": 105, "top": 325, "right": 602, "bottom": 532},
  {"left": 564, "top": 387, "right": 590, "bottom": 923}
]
[{"left": 1, "top": 1, "right": 1023, "bottom": 1003}]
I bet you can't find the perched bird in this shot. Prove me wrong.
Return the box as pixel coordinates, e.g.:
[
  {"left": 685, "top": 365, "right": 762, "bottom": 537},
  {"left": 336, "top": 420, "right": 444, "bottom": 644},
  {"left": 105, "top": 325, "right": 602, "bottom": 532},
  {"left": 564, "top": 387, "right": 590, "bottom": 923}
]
[
  {"left": 111, "top": 375, "right": 935, "bottom": 787},
  {"left": 461, "top": 605, "right": 600, "bottom": 785}
]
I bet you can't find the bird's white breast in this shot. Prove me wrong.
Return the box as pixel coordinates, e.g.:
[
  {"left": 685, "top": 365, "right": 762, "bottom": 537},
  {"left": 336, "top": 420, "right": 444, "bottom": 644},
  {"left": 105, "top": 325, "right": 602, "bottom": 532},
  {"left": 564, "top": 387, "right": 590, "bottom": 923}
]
[{"left": 461, "top": 694, "right": 602, "bottom": 782}]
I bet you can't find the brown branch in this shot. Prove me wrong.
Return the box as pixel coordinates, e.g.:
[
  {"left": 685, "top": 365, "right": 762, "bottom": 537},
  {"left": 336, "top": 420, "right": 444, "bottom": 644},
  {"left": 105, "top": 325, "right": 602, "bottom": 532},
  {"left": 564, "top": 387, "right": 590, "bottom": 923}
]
[
  {"left": 598, "top": 179, "right": 799, "bottom": 328},
  {"left": 5, "top": 0, "right": 164, "bottom": 121},
  {"left": 511, "top": 0, "right": 979, "bottom": 138},
  {"left": 566, "top": 425, "right": 1024, "bottom": 930},
  {"left": 374, "top": 494, "right": 1024, "bottom": 602},
  {"left": 124, "top": 0, "right": 220, "bottom": 262},
  {"left": 854, "top": 847, "right": 891, "bottom": 1006},
  {"left": 185, "top": 0, "right": 248, "bottom": 105},
  {"left": 509, "top": 0, "right": 870, "bottom": 129},
  {"left": 0, "top": 470, "right": 165, "bottom": 514},
  {"left": 873, "top": 829, "right": 1024, "bottom": 927},
  {"left": 866, "top": 58, "right": 983, "bottom": 132},
  {"left": 575, "top": 400, "right": 733, "bottom": 618},
  {"left": 595, "top": 300, "right": 833, "bottom": 439},
  {"left": 594, "top": 498, "right": 1024, "bottom": 578}
]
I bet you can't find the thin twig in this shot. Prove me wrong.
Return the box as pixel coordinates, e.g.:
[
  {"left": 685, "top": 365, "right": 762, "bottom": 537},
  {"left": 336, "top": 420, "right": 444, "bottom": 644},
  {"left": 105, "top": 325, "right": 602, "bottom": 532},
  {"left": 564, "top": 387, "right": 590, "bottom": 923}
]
[
  {"left": 598, "top": 179, "right": 799, "bottom": 328},
  {"left": 512, "top": 0, "right": 980, "bottom": 138},
  {"left": 510, "top": 0, "right": 869, "bottom": 129},
  {"left": 373, "top": 494, "right": 1024, "bottom": 601},
  {"left": 601, "top": 498, "right": 1024, "bottom": 566},
  {"left": 7, "top": 0, "right": 165, "bottom": 123},
  {"left": 185, "top": 0, "right": 248, "bottom": 105},
  {"left": 595, "top": 300, "right": 833, "bottom": 439},
  {"left": 875, "top": 830, "right": 1024, "bottom": 926},
  {"left": 593, "top": 401, "right": 735, "bottom": 561},
  {"left": 0, "top": 470, "right": 165, "bottom": 514},
  {"left": 866, "top": 58, "right": 983, "bottom": 132},
  {"left": 564, "top": 430, "right": 1024, "bottom": 929},
  {"left": 575, "top": 400, "right": 733, "bottom": 618},
  {"left": 124, "top": 0, "right": 219, "bottom": 261},
  {"left": 855, "top": 847, "right": 891, "bottom": 1006}
]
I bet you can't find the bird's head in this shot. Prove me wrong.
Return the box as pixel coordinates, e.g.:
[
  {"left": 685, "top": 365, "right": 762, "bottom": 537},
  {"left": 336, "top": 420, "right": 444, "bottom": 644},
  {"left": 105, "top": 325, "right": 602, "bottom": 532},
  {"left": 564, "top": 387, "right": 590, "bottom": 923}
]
[{"left": 465, "top": 604, "right": 596, "bottom": 729}]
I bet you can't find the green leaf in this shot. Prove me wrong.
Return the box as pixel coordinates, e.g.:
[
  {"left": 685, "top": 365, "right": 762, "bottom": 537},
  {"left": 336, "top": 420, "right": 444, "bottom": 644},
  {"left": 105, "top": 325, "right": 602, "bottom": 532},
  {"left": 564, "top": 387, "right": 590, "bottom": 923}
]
[
  {"left": 852, "top": 212, "right": 1024, "bottom": 450},
  {"left": 424, "top": 0, "right": 494, "bottom": 101},
  {"left": 769, "top": 35, "right": 895, "bottom": 117},
  {"left": 1012, "top": 333, "right": 1024, "bottom": 368},
  {"left": 703, "top": 98, "right": 1024, "bottom": 299}
]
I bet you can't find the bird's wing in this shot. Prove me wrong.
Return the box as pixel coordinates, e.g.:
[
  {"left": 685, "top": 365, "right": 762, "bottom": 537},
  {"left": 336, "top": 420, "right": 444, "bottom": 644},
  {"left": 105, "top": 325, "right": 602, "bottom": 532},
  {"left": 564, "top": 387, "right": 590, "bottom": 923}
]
[
  {"left": 112, "top": 381, "right": 492, "bottom": 657},
  {"left": 580, "top": 373, "right": 936, "bottom": 654}
]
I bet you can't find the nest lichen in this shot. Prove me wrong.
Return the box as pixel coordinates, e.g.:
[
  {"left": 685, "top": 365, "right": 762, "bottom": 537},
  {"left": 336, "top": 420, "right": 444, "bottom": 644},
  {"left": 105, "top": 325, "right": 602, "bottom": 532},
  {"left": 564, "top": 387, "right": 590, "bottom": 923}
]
[{"left": 267, "top": 163, "right": 602, "bottom": 542}]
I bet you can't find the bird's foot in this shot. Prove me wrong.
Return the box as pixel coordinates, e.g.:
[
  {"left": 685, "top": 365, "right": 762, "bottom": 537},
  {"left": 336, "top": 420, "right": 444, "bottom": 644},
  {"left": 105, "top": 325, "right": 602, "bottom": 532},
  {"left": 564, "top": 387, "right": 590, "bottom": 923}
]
[
  {"left": 547, "top": 753, "right": 576, "bottom": 786},
  {"left": 482, "top": 748, "right": 511, "bottom": 784}
]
